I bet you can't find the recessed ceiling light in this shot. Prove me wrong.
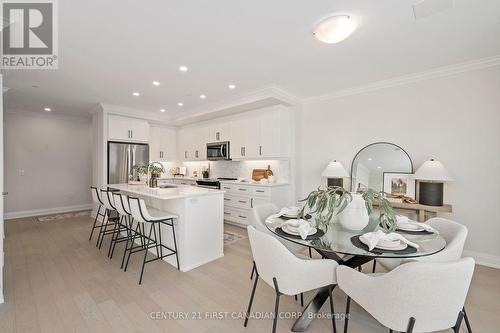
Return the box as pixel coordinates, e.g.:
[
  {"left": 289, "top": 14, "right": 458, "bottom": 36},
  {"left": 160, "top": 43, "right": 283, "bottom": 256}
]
[
  {"left": 44, "top": 107, "right": 51, "bottom": 112},
  {"left": 368, "top": 158, "right": 372, "bottom": 161},
  {"left": 377, "top": 166, "right": 382, "bottom": 169},
  {"left": 313, "top": 15, "right": 357, "bottom": 44},
  {"left": 132, "top": 92, "right": 140, "bottom": 96},
  {"left": 160, "top": 109, "right": 166, "bottom": 113},
  {"left": 152, "top": 81, "right": 160, "bottom": 86},
  {"left": 228, "top": 84, "right": 236, "bottom": 89},
  {"left": 200, "top": 94, "right": 206, "bottom": 99},
  {"left": 179, "top": 66, "right": 188, "bottom": 72},
  {"left": 177, "top": 102, "right": 184, "bottom": 106}
]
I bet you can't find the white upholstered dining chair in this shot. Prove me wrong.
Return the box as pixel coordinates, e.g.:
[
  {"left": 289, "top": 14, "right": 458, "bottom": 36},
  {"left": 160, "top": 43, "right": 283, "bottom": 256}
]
[
  {"left": 374, "top": 218, "right": 473, "bottom": 332},
  {"left": 337, "top": 258, "right": 475, "bottom": 333},
  {"left": 244, "top": 226, "right": 339, "bottom": 333}
]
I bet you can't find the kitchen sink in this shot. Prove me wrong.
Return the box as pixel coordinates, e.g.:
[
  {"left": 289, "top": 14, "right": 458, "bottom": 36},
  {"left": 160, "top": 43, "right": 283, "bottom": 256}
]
[{"left": 157, "top": 184, "right": 177, "bottom": 189}]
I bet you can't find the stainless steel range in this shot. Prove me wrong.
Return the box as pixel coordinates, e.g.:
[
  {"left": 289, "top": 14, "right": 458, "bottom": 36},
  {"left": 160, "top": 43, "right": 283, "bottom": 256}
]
[{"left": 196, "top": 177, "right": 237, "bottom": 189}]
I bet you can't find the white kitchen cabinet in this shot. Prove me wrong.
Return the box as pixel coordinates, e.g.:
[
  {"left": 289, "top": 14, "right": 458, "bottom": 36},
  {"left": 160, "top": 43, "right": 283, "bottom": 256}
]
[
  {"left": 229, "top": 107, "right": 290, "bottom": 160},
  {"left": 258, "top": 109, "right": 290, "bottom": 158},
  {"left": 230, "top": 118, "right": 260, "bottom": 159},
  {"left": 221, "top": 182, "right": 290, "bottom": 227},
  {"left": 149, "top": 125, "right": 177, "bottom": 162},
  {"left": 208, "top": 122, "right": 231, "bottom": 143},
  {"left": 108, "top": 115, "right": 149, "bottom": 142},
  {"left": 177, "top": 126, "right": 209, "bottom": 161}
]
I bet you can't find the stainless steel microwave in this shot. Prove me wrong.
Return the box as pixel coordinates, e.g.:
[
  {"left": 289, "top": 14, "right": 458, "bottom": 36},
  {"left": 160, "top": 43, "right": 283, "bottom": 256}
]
[{"left": 207, "top": 141, "right": 230, "bottom": 160}]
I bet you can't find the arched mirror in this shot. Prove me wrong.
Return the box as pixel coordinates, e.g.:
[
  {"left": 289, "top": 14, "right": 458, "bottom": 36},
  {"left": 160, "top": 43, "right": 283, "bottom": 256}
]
[{"left": 350, "top": 142, "right": 413, "bottom": 194}]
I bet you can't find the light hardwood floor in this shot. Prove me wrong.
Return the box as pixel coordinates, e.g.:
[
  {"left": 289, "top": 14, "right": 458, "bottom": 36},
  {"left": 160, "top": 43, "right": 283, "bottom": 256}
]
[{"left": 0, "top": 214, "right": 498, "bottom": 333}]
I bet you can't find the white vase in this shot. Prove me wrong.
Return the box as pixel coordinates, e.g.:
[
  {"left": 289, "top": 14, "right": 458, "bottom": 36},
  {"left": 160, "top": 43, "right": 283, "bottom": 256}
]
[
  {"left": 139, "top": 174, "right": 147, "bottom": 184},
  {"left": 338, "top": 193, "right": 369, "bottom": 231}
]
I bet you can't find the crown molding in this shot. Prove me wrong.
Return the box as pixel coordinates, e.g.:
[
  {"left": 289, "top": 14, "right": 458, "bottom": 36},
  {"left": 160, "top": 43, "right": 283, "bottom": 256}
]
[
  {"left": 171, "top": 85, "right": 301, "bottom": 125},
  {"left": 304, "top": 55, "right": 500, "bottom": 104}
]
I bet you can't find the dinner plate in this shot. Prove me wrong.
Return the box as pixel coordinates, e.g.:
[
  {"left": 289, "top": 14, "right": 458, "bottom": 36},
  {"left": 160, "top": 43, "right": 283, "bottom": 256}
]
[
  {"left": 375, "top": 241, "right": 408, "bottom": 251},
  {"left": 282, "top": 225, "right": 317, "bottom": 236},
  {"left": 397, "top": 223, "right": 425, "bottom": 232}
]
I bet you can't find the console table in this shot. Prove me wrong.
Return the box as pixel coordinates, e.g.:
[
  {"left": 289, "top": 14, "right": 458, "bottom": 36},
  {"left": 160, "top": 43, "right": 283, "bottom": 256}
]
[{"left": 374, "top": 202, "right": 452, "bottom": 222}]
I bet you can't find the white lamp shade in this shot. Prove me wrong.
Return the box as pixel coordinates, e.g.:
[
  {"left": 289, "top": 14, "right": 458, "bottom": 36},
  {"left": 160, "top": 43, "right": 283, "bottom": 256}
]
[
  {"left": 321, "top": 160, "right": 349, "bottom": 178},
  {"left": 414, "top": 159, "right": 454, "bottom": 182}
]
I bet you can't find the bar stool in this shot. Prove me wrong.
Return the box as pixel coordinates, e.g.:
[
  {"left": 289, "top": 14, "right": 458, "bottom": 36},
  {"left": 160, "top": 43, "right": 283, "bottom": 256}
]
[
  {"left": 96, "top": 188, "right": 120, "bottom": 250},
  {"left": 111, "top": 192, "right": 145, "bottom": 267},
  {"left": 125, "top": 197, "right": 179, "bottom": 284},
  {"left": 89, "top": 186, "right": 106, "bottom": 242}
]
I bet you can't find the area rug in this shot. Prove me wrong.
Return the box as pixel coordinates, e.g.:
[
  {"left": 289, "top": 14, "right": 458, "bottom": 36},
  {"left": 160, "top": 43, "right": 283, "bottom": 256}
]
[
  {"left": 224, "top": 231, "right": 246, "bottom": 245},
  {"left": 36, "top": 210, "right": 91, "bottom": 222}
]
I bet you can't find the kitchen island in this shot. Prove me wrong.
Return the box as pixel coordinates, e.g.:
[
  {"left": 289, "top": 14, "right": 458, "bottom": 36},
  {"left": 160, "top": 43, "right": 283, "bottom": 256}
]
[{"left": 108, "top": 183, "right": 224, "bottom": 272}]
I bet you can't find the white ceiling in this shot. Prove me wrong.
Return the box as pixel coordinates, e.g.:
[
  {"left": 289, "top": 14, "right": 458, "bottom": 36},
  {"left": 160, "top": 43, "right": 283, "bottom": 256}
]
[{"left": 3, "top": 0, "right": 500, "bottom": 119}]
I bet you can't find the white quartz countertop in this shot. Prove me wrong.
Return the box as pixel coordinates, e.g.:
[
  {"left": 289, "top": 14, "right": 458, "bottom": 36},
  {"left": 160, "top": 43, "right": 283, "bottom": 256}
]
[
  {"left": 219, "top": 180, "right": 289, "bottom": 187},
  {"left": 108, "top": 183, "right": 224, "bottom": 200}
]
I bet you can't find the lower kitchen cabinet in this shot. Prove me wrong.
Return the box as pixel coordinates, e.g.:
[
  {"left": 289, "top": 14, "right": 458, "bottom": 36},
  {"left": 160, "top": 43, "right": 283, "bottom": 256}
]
[{"left": 220, "top": 182, "right": 290, "bottom": 227}]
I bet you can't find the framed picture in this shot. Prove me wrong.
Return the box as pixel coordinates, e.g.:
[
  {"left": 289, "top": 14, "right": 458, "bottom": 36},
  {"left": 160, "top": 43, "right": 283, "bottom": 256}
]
[{"left": 383, "top": 172, "right": 415, "bottom": 199}]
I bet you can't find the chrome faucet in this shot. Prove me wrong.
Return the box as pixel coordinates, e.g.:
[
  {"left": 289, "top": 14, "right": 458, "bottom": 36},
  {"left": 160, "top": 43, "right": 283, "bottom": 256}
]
[{"left": 147, "top": 162, "right": 165, "bottom": 188}]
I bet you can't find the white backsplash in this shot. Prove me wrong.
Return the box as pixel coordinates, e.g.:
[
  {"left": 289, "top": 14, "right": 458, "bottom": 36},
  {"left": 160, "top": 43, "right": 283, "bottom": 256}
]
[{"left": 156, "top": 160, "right": 289, "bottom": 182}]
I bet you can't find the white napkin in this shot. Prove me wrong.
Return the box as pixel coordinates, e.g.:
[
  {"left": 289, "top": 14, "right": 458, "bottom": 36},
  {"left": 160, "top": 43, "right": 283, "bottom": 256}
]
[
  {"left": 269, "top": 206, "right": 300, "bottom": 219},
  {"left": 359, "top": 230, "right": 419, "bottom": 251},
  {"left": 396, "top": 215, "right": 438, "bottom": 234},
  {"left": 280, "top": 219, "right": 312, "bottom": 240}
]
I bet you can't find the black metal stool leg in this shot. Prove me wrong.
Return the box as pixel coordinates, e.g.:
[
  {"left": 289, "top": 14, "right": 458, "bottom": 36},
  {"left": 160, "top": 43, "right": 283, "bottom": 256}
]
[
  {"left": 97, "top": 209, "right": 109, "bottom": 248},
  {"left": 89, "top": 205, "right": 102, "bottom": 241},
  {"left": 171, "top": 220, "right": 180, "bottom": 270},
  {"left": 139, "top": 223, "right": 155, "bottom": 285},
  {"left": 372, "top": 260, "right": 377, "bottom": 273}
]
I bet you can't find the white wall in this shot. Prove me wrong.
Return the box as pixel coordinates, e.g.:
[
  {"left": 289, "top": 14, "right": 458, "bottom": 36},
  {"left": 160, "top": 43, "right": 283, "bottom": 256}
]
[
  {"left": 4, "top": 111, "right": 93, "bottom": 218},
  {"left": 298, "top": 65, "right": 500, "bottom": 266}
]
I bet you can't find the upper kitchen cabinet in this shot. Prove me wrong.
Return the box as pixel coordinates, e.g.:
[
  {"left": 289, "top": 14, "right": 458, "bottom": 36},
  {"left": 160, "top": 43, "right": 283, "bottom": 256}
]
[
  {"left": 231, "top": 118, "right": 260, "bottom": 159},
  {"left": 149, "top": 125, "right": 177, "bottom": 162},
  {"left": 178, "top": 125, "right": 209, "bottom": 161},
  {"left": 108, "top": 115, "right": 149, "bottom": 142},
  {"left": 208, "top": 122, "right": 231, "bottom": 143},
  {"left": 259, "top": 109, "right": 290, "bottom": 158},
  {"left": 230, "top": 107, "right": 291, "bottom": 160}
]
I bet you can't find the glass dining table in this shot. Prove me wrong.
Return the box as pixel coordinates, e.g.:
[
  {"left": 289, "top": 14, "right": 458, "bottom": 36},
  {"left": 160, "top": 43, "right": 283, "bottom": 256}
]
[{"left": 265, "top": 214, "right": 446, "bottom": 332}]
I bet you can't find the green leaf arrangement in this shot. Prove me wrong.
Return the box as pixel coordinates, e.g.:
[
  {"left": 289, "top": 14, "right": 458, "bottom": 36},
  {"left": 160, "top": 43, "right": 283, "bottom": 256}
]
[
  {"left": 361, "top": 189, "right": 397, "bottom": 232},
  {"left": 299, "top": 186, "right": 352, "bottom": 231},
  {"left": 133, "top": 164, "right": 148, "bottom": 175},
  {"left": 299, "top": 186, "right": 397, "bottom": 232}
]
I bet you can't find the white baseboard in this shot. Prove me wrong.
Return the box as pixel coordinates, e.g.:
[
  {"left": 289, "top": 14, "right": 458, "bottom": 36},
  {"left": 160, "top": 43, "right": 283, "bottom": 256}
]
[
  {"left": 4, "top": 204, "right": 93, "bottom": 220},
  {"left": 463, "top": 250, "right": 500, "bottom": 269}
]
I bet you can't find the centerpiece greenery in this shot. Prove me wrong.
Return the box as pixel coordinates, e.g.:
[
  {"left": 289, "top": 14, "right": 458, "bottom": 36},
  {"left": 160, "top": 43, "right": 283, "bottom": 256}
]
[
  {"left": 133, "top": 164, "right": 148, "bottom": 175},
  {"left": 299, "top": 186, "right": 397, "bottom": 232}
]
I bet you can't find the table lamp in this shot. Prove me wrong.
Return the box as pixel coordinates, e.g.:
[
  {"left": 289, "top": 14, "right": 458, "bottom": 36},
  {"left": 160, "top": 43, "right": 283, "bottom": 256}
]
[
  {"left": 414, "top": 159, "right": 454, "bottom": 206},
  {"left": 322, "top": 160, "right": 349, "bottom": 188}
]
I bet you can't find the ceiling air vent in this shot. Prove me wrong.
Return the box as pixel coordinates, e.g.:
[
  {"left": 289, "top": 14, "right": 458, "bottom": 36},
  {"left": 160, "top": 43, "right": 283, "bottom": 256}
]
[{"left": 412, "top": 0, "right": 454, "bottom": 20}]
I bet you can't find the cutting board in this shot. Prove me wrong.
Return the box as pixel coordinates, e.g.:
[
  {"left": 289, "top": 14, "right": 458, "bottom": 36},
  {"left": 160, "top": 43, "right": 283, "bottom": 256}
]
[{"left": 252, "top": 165, "right": 273, "bottom": 181}]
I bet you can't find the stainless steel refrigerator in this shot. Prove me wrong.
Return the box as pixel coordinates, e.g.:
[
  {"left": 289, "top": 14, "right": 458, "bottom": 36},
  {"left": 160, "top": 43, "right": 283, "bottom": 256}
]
[{"left": 108, "top": 142, "right": 149, "bottom": 184}]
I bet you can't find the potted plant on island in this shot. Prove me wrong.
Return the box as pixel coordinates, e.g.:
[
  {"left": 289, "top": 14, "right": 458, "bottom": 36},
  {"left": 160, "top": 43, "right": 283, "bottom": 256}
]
[
  {"left": 133, "top": 164, "right": 148, "bottom": 183},
  {"left": 299, "top": 186, "right": 397, "bottom": 232}
]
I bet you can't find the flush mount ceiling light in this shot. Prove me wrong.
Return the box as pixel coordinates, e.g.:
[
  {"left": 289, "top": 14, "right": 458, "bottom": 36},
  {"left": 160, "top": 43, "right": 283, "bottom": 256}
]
[
  {"left": 179, "top": 66, "right": 188, "bottom": 72},
  {"left": 132, "top": 92, "right": 140, "bottom": 96},
  {"left": 313, "top": 14, "right": 356, "bottom": 44},
  {"left": 44, "top": 107, "right": 51, "bottom": 112},
  {"left": 152, "top": 81, "right": 160, "bottom": 86},
  {"left": 177, "top": 102, "right": 184, "bottom": 106}
]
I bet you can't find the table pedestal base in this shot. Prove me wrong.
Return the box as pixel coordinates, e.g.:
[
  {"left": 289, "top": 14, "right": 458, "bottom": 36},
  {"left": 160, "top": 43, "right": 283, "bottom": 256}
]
[{"left": 291, "top": 251, "right": 373, "bottom": 332}]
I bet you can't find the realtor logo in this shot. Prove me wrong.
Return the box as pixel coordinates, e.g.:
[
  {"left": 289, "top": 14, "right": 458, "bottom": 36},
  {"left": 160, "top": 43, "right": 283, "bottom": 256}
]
[{"left": 1, "top": 0, "right": 58, "bottom": 69}]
